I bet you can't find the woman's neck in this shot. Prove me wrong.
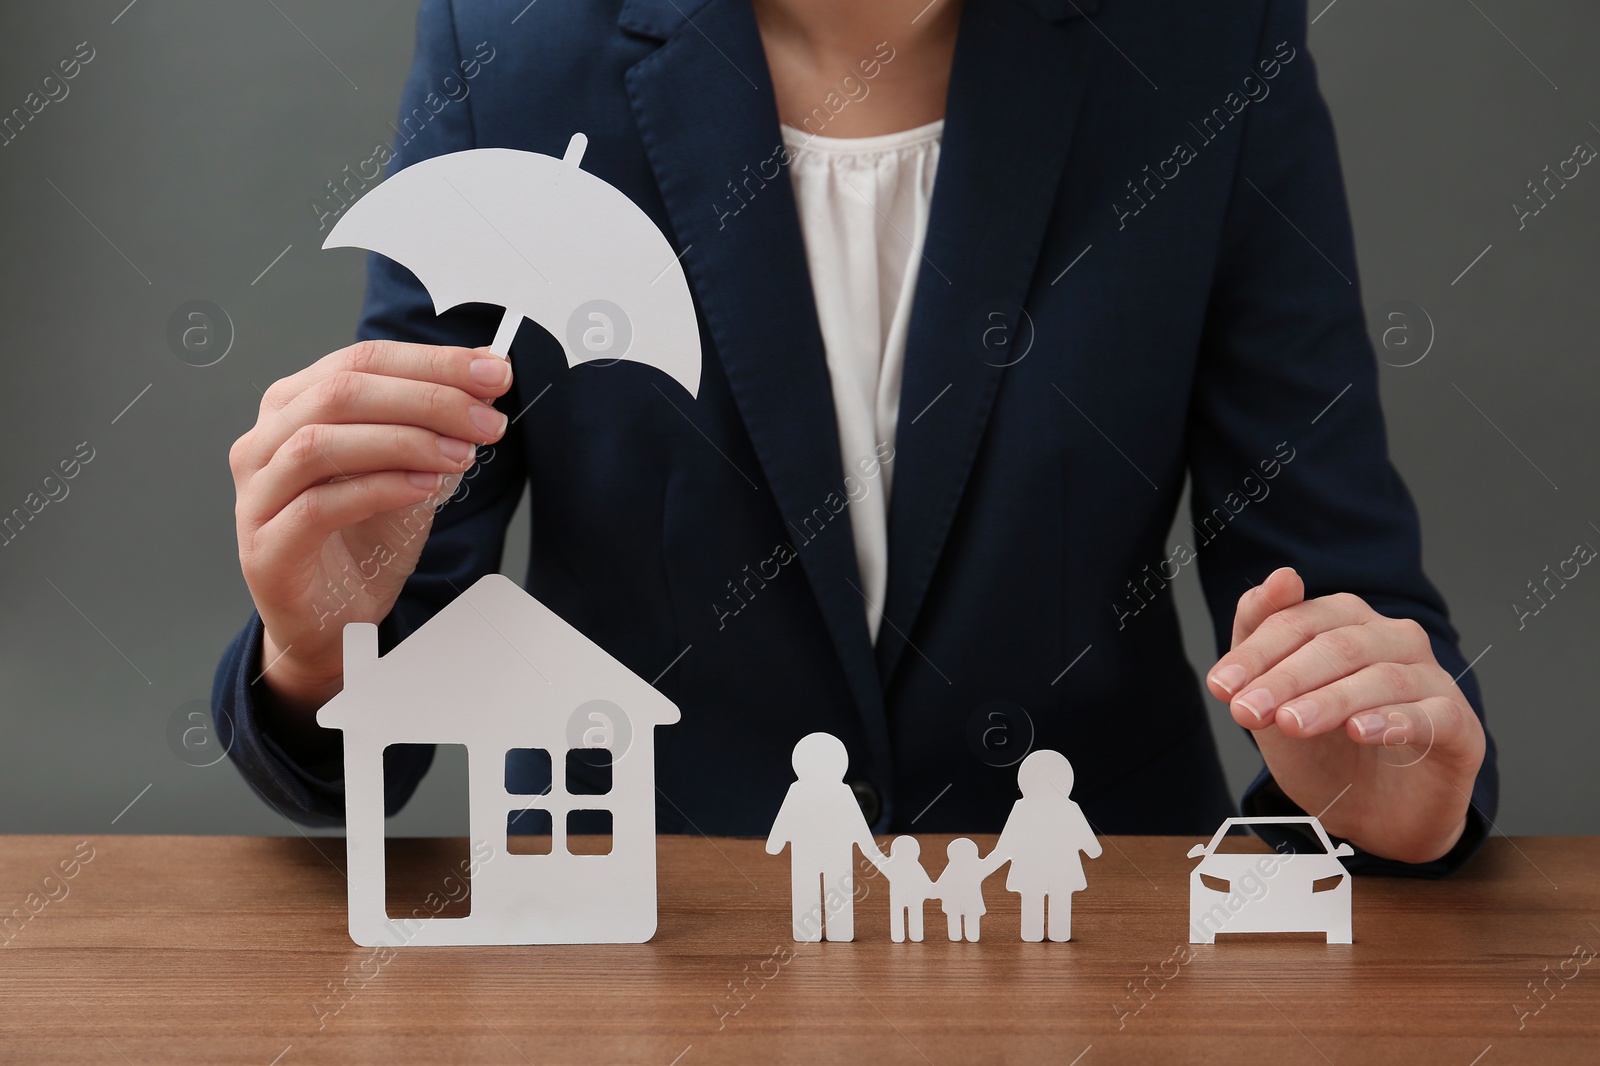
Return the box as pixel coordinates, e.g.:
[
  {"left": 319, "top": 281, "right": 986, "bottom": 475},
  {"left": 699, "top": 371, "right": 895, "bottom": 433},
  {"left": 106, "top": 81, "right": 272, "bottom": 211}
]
[{"left": 751, "top": 0, "right": 962, "bottom": 138}]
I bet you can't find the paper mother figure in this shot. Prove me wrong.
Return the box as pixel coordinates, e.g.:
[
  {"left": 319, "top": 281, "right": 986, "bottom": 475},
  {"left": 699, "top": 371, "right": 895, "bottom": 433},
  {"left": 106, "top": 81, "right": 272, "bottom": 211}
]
[{"left": 982, "top": 749, "right": 1101, "bottom": 942}]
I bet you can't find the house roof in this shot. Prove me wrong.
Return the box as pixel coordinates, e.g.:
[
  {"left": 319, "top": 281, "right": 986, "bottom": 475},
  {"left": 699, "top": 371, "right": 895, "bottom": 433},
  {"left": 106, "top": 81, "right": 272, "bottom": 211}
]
[{"left": 317, "top": 574, "right": 680, "bottom": 736}]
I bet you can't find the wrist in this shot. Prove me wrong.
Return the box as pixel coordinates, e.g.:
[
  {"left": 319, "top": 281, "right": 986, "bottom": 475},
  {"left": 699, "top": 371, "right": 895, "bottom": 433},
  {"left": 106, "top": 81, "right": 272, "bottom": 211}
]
[
  {"left": 255, "top": 627, "right": 344, "bottom": 762},
  {"left": 259, "top": 626, "right": 344, "bottom": 702}
]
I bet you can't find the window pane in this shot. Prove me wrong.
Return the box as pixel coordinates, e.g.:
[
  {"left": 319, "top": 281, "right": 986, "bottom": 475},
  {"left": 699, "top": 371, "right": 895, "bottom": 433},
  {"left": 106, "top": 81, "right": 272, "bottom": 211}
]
[
  {"left": 566, "top": 747, "right": 613, "bottom": 795},
  {"left": 506, "top": 808, "right": 552, "bottom": 855},
  {"left": 567, "top": 809, "right": 613, "bottom": 855},
  {"left": 504, "top": 747, "right": 552, "bottom": 795}
]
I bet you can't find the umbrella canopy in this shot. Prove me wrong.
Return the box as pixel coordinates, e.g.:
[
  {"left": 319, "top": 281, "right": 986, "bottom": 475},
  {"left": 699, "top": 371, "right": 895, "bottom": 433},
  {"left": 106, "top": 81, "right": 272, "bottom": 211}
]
[{"left": 323, "top": 134, "right": 700, "bottom": 397}]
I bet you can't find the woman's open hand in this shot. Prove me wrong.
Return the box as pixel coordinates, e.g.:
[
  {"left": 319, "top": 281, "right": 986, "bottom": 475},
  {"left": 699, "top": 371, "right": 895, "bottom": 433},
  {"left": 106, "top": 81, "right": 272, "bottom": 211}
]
[{"left": 1206, "top": 566, "right": 1486, "bottom": 864}]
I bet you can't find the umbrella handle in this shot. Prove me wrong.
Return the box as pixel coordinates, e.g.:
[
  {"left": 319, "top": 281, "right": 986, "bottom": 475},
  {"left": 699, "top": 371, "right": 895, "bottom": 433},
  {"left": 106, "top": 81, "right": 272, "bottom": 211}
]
[
  {"left": 483, "top": 134, "right": 582, "bottom": 357},
  {"left": 488, "top": 307, "right": 522, "bottom": 359},
  {"left": 563, "top": 133, "right": 587, "bottom": 168}
]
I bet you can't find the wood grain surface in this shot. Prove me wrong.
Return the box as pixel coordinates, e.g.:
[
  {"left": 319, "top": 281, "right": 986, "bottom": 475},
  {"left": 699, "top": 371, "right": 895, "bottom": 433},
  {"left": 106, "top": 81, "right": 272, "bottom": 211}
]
[{"left": 0, "top": 834, "right": 1596, "bottom": 1064}]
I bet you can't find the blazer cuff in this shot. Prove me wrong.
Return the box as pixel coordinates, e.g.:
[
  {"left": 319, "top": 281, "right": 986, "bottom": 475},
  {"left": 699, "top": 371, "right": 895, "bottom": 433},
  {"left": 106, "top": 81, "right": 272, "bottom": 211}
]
[
  {"left": 212, "top": 612, "right": 433, "bottom": 827},
  {"left": 1240, "top": 765, "right": 1490, "bottom": 878},
  {"left": 212, "top": 613, "right": 346, "bottom": 825}
]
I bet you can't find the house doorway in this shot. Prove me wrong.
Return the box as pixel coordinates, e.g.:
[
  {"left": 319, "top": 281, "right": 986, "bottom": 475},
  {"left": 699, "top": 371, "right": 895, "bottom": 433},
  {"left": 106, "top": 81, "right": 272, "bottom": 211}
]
[{"left": 384, "top": 743, "right": 473, "bottom": 921}]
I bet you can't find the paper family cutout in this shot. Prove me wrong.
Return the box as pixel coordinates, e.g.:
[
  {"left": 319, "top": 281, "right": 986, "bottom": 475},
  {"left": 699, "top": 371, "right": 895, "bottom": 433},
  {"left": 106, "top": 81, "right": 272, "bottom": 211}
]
[
  {"left": 324, "top": 133, "right": 702, "bottom": 396},
  {"left": 317, "top": 134, "right": 702, "bottom": 945},
  {"left": 766, "top": 734, "right": 1102, "bottom": 943},
  {"left": 767, "top": 734, "right": 1356, "bottom": 945}
]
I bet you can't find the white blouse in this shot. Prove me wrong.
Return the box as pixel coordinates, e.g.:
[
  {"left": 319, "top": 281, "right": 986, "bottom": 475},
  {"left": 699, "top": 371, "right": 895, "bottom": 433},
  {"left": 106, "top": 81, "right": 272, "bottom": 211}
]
[{"left": 781, "top": 118, "right": 943, "bottom": 643}]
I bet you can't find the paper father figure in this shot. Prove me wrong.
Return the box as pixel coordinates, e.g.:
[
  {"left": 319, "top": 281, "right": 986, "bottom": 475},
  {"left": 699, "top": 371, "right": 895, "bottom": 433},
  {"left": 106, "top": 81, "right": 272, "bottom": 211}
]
[{"left": 765, "top": 732, "right": 887, "bottom": 942}]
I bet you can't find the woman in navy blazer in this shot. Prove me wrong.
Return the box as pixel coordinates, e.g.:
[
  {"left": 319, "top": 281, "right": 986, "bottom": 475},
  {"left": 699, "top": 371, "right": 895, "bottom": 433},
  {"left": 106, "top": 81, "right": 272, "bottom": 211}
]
[{"left": 215, "top": 0, "right": 1497, "bottom": 875}]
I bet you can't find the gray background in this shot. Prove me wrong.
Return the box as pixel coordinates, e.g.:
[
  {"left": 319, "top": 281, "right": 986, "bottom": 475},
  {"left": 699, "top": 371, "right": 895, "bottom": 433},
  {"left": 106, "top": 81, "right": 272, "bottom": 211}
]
[{"left": 1, "top": 1, "right": 1595, "bottom": 837}]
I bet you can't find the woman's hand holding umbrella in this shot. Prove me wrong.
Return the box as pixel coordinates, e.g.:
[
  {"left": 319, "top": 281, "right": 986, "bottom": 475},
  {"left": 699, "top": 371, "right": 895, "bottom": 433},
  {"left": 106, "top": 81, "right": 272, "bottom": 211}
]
[
  {"left": 227, "top": 136, "right": 700, "bottom": 762},
  {"left": 227, "top": 339, "right": 515, "bottom": 757}
]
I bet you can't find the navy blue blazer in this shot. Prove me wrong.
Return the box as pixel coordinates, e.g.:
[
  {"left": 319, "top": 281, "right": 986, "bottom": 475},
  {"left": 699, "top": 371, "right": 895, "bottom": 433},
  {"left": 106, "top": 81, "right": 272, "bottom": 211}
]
[{"left": 214, "top": 0, "right": 1498, "bottom": 874}]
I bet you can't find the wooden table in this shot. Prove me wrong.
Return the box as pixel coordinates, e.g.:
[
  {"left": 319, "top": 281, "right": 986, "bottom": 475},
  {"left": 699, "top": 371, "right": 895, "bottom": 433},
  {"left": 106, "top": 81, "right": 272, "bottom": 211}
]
[{"left": 1, "top": 834, "right": 1596, "bottom": 1064}]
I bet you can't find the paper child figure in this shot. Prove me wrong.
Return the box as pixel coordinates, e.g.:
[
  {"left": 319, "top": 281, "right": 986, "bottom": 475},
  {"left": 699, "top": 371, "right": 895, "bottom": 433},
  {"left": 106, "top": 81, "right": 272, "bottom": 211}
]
[
  {"left": 765, "top": 733, "right": 885, "bottom": 942},
  {"left": 987, "top": 749, "right": 1101, "bottom": 942},
  {"left": 881, "top": 836, "right": 935, "bottom": 943},
  {"left": 935, "top": 838, "right": 989, "bottom": 942}
]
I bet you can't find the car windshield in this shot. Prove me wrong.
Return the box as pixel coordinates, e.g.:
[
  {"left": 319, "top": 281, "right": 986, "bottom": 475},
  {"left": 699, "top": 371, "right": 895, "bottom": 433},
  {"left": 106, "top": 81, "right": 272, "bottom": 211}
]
[
  {"left": 1206, "top": 819, "right": 1334, "bottom": 855},
  {"left": 1206, "top": 834, "right": 1272, "bottom": 854}
]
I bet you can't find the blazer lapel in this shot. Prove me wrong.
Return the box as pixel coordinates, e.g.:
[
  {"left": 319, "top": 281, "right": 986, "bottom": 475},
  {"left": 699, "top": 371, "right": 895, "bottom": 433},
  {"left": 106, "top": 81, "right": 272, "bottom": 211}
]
[
  {"left": 876, "top": 0, "right": 1101, "bottom": 685},
  {"left": 621, "top": 0, "right": 892, "bottom": 769}
]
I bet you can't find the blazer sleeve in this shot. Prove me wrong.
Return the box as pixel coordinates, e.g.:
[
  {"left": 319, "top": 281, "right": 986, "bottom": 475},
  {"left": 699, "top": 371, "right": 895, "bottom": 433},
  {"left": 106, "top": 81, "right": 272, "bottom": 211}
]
[
  {"left": 1185, "top": 0, "right": 1498, "bottom": 876},
  {"left": 211, "top": 0, "right": 528, "bottom": 826}
]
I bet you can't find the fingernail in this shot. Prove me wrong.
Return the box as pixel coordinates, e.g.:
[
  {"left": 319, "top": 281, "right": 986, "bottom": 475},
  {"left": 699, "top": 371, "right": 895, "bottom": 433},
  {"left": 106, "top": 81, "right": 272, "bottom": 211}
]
[
  {"left": 469, "top": 403, "right": 508, "bottom": 437},
  {"left": 1235, "top": 687, "right": 1275, "bottom": 723},
  {"left": 470, "top": 356, "right": 511, "bottom": 387},
  {"left": 407, "top": 470, "right": 441, "bottom": 490},
  {"left": 1210, "top": 664, "right": 1248, "bottom": 695},
  {"left": 1281, "top": 698, "right": 1319, "bottom": 732},
  {"left": 436, "top": 436, "right": 474, "bottom": 463},
  {"left": 1352, "top": 712, "right": 1385, "bottom": 739}
]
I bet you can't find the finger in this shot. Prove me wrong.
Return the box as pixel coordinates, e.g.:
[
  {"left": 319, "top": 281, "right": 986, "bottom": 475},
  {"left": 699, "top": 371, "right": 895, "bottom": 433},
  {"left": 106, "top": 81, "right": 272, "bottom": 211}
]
[
  {"left": 1207, "top": 590, "right": 1374, "bottom": 704},
  {"left": 1226, "top": 615, "right": 1433, "bottom": 729},
  {"left": 246, "top": 470, "right": 442, "bottom": 579},
  {"left": 1262, "top": 659, "right": 1437, "bottom": 737},
  {"left": 1208, "top": 567, "right": 1303, "bottom": 701},
  {"left": 238, "top": 341, "right": 513, "bottom": 477},
  {"left": 1228, "top": 566, "right": 1304, "bottom": 650},
  {"left": 241, "top": 423, "right": 478, "bottom": 527},
  {"left": 1345, "top": 695, "right": 1472, "bottom": 760},
  {"left": 244, "top": 371, "right": 510, "bottom": 469},
  {"left": 274, "top": 340, "right": 513, "bottom": 410}
]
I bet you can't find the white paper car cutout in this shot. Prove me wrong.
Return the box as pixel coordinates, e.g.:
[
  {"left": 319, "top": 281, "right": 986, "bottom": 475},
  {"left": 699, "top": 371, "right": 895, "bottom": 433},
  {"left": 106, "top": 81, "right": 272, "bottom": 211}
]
[{"left": 1187, "top": 815, "right": 1353, "bottom": 944}]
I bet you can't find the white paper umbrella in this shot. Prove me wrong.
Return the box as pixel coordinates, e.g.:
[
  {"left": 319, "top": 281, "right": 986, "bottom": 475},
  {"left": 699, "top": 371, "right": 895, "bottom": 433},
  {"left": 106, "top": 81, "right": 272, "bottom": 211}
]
[{"left": 323, "top": 134, "right": 701, "bottom": 397}]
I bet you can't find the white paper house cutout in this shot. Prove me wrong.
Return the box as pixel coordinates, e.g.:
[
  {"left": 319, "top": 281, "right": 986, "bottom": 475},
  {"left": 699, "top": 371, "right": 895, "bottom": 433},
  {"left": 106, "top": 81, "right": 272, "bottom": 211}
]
[{"left": 317, "top": 573, "right": 680, "bottom": 946}]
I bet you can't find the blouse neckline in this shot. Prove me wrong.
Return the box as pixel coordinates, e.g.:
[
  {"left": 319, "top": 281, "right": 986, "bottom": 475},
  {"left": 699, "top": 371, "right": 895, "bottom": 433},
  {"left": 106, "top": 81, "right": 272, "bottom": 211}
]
[{"left": 780, "top": 118, "right": 945, "bottom": 157}]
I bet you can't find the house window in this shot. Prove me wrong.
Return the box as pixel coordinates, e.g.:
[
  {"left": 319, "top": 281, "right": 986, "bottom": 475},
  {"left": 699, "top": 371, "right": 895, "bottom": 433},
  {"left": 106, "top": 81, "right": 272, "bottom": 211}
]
[
  {"left": 566, "top": 747, "right": 613, "bottom": 795},
  {"left": 504, "top": 747, "right": 552, "bottom": 794},
  {"left": 506, "top": 808, "right": 553, "bottom": 855},
  {"left": 504, "top": 739, "right": 616, "bottom": 858},
  {"left": 567, "top": 809, "right": 613, "bottom": 855}
]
